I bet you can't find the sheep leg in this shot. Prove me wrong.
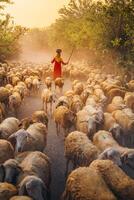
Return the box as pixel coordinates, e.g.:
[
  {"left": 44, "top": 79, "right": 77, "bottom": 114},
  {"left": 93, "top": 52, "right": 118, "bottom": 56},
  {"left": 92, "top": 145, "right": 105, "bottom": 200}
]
[
  {"left": 50, "top": 102, "right": 52, "bottom": 117},
  {"left": 65, "top": 159, "right": 70, "bottom": 177},
  {"left": 56, "top": 123, "right": 59, "bottom": 136},
  {"left": 73, "top": 162, "right": 77, "bottom": 170},
  {"left": 45, "top": 103, "right": 48, "bottom": 114}
]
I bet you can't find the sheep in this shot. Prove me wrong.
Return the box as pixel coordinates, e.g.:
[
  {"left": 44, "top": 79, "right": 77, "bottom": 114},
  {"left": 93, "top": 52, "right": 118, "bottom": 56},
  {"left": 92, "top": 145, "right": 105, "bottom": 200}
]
[
  {"left": 70, "top": 95, "right": 83, "bottom": 113},
  {"left": 0, "top": 140, "right": 14, "bottom": 164},
  {"left": 94, "top": 88, "right": 107, "bottom": 104},
  {"left": 98, "top": 146, "right": 122, "bottom": 162},
  {"left": 1, "top": 151, "right": 51, "bottom": 200},
  {"left": 90, "top": 160, "right": 134, "bottom": 200},
  {"left": 72, "top": 80, "right": 79, "bottom": 90},
  {"left": 45, "top": 77, "right": 52, "bottom": 90},
  {"left": 9, "top": 92, "right": 22, "bottom": 115},
  {"left": 93, "top": 130, "right": 134, "bottom": 176},
  {"left": 0, "top": 102, "right": 5, "bottom": 123},
  {"left": 41, "top": 88, "right": 56, "bottom": 114},
  {"left": 5, "top": 84, "right": 14, "bottom": 93},
  {"left": 127, "top": 80, "right": 134, "bottom": 91},
  {"left": 0, "top": 117, "right": 20, "bottom": 139},
  {"left": 18, "top": 176, "right": 49, "bottom": 200},
  {"left": 0, "top": 183, "right": 17, "bottom": 200},
  {"left": 65, "top": 131, "right": 99, "bottom": 174},
  {"left": 64, "top": 90, "right": 74, "bottom": 106},
  {"left": 32, "top": 77, "right": 40, "bottom": 92},
  {"left": 124, "top": 92, "right": 134, "bottom": 112},
  {"left": 103, "top": 112, "right": 124, "bottom": 145},
  {"left": 56, "top": 96, "right": 70, "bottom": 108},
  {"left": 76, "top": 109, "right": 97, "bottom": 139},
  {"left": 55, "top": 77, "right": 64, "bottom": 93},
  {"left": 53, "top": 106, "right": 76, "bottom": 136},
  {"left": 9, "top": 122, "right": 47, "bottom": 152},
  {"left": 13, "top": 85, "right": 26, "bottom": 101},
  {"left": 12, "top": 76, "right": 20, "bottom": 86},
  {"left": 24, "top": 77, "right": 32, "bottom": 95},
  {"left": 80, "top": 89, "right": 90, "bottom": 104},
  {"left": 107, "top": 88, "right": 126, "bottom": 103},
  {"left": 62, "top": 165, "right": 117, "bottom": 200},
  {"left": 32, "top": 110, "right": 49, "bottom": 128},
  {"left": 18, "top": 117, "right": 33, "bottom": 130},
  {"left": 86, "top": 96, "right": 97, "bottom": 106},
  {"left": 112, "top": 109, "right": 134, "bottom": 133},
  {"left": 122, "top": 108, "right": 134, "bottom": 120},
  {"left": 106, "top": 96, "right": 126, "bottom": 112},
  {"left": 63, "top": 159, "right": 134, "bottom": 200},
  {"left": 0, "top": 87, "right": 10, "bottom": 106},
  {"left": 73, "top": 82, "right": 84, "bottom": 95},
  {"left": 10, "top": 197, "right": 32, "bottom": 200},
  {"left": 83, "top": 105, "right": 104, "bottom": 130}
]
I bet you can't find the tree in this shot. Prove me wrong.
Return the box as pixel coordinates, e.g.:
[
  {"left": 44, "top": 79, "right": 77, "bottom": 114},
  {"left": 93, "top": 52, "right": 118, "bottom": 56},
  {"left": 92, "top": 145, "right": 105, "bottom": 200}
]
[{"left": 0, "top": 0, "right": 27, "bottom": 59}]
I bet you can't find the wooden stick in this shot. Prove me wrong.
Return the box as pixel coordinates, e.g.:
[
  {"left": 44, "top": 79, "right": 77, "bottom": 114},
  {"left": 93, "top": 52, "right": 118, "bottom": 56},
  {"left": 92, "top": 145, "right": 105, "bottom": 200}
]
[{"left": 67, "top": 46, "right": 75, "bottom": 64}]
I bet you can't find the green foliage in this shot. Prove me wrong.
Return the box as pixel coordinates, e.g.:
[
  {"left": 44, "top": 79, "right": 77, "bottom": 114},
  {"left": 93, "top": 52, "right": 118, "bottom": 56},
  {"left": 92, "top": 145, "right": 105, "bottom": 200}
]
[
  {"left": 0, "top": 0, "right": 26, "bottom": 60},
  {"left": 46, "top": 0, "right": 134, "bottom": 65}
]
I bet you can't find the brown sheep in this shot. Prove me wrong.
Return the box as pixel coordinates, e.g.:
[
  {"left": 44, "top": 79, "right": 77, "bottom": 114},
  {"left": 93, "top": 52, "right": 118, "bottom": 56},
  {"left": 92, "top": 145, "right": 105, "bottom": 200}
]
[
  {"left": 62, "top": 165, "right": 117, "bottom": 200},
  {"left": 9, "top": 123, "right": 47, "bottom": 152},
  {"left": 70, "top": 95, "right": 83, "bottom": 113},
  {"left": 1, "top": 152, "right": 51, "bottom": 200},
  {"left": 127, "top": 80, "right": 134, "bottom": 91},
  {"left": 0, "top": 183, "right": 17, "bottom": 200},
  {"left": 55, "top": 77, "right": 64, "bottom": 93},
  {"left": 32, "top": 110, "right": 48, "bottom": 128},
  {"left": 93, "top": 130, "right": 134, "bottom": 176},
  {"left": 64, "top": 131, "right": 99, "bottom": 175},
  {"left": 0, "top": 117, "right": 20, "bottom": 139},
  {"left": 103, "top": 112, "right": 123, "bottom": 145},
  {"left": 9, "top": 92, "right": 22, "bottom": 115},
  {"left": 76, "top": 109, "right": 97, "bottom": 139},
  {"left": 41, "top": 88, "right": 56, "bottom": 114},
  {"left": 0, "top": 140, "right": 14, "bottom": 165},
  {"left": 73, "top": 82, "right": 84, "bottom": 95},
  {"left": 53, "top": 106, "right": 76, "bottom": 136},
  {"left": 107, "top": 88, "right": 126, "bottom": 103},
  {"left": 124, "top": 92, "right": 134, "bottom": 112},
  {"left": 45, "top": 77, "right": 52, "bottom": 90},
  {"left": 10, "top": 197, "right": 32, "bottom": 200},
  {"left": 63, "top": 159, "right": 134, "bottom": 200},
  {"left": 112, "top": 109, "right": 134, "bottom": 132},
  {"left": 0, "top": 87, "right": 10, "bottom": 106}
]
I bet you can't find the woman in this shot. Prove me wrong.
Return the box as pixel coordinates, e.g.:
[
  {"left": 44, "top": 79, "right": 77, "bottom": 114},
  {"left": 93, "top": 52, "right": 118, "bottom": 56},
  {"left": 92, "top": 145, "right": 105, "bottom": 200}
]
[{"left": 51, "top": 49, "right": 68, "bottom": 79}]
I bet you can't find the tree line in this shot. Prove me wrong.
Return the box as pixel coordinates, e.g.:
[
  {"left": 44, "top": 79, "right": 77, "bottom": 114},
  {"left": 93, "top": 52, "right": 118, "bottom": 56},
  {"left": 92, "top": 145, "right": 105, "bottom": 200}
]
[
  {"left": 0, "top": 0, "right": 134, "bottom": 68},
  {"left": 0, "top": 0, "right": 26, "bottom": 61}
]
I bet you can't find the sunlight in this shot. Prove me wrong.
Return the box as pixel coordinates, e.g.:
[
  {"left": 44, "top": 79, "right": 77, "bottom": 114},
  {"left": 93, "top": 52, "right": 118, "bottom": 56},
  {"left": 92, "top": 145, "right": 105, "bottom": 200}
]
[{"left": 6, "top": 0, "right": 69, "bottom": 27}]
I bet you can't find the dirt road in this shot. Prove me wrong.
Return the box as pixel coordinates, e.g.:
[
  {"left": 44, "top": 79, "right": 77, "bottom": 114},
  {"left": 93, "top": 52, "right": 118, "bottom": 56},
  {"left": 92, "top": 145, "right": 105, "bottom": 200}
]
[{"left": 12, "top": 79, "right": 72, "bottom": 200}]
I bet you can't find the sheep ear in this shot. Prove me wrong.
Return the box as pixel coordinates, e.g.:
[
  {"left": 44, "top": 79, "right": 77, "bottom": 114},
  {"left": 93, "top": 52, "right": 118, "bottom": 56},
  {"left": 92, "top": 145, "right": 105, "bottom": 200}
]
[
  {"left": 121, "top": 152, "right": 128, "bottom": 163},
  {"left": 19, "top": 184, "right": 27, "bottom": 196},
  {"left": 0, "top": 164, "right": 5, "bottom": 182},
  {"left": 8, "top": 132, "right": 17, "bottom": 140},
  {"left": 26, "top": 132, "right": 34, "bottom": 141}
]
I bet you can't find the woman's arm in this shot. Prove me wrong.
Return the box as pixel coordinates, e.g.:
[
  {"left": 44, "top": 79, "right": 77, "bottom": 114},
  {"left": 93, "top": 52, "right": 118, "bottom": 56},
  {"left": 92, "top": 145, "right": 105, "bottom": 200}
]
[
  {"left": 61, "top": 59, "right": 68, "bottom": 65},
  {"left": 51, "top": 58, "right": 55, "bottom": 64}
]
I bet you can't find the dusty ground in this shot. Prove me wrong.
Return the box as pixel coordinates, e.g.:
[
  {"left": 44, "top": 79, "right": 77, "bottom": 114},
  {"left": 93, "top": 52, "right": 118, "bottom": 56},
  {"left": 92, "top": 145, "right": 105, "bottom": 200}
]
[{"left": 8, "top": 79, "right": 72, "bottom": 200}]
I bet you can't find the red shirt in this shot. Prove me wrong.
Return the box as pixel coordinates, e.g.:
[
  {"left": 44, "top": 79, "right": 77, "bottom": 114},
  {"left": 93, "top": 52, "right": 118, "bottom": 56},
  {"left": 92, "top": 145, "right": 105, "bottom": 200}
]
[{"left": 51, "top": 57, "right": 66, "bottom": 79}]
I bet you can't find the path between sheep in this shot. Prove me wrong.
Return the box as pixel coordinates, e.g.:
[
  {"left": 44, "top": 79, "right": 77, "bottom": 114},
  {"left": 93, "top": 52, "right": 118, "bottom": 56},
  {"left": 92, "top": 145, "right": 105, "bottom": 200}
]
[{"left": 14, "top": 79, "right": 71, "bottom": 200}]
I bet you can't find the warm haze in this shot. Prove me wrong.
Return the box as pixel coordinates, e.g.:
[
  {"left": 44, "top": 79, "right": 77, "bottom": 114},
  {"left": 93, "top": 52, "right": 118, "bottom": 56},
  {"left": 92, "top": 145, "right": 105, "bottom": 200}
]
[{"left": 6, "top": 0, "right": 69, "bottom": 28}]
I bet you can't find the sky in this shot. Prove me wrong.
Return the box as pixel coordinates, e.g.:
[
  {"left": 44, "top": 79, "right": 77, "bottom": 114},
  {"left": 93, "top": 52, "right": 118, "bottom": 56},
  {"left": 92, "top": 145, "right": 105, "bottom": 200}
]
[{"left": 5, "top": 0, "right": 69, "bottom": 28}]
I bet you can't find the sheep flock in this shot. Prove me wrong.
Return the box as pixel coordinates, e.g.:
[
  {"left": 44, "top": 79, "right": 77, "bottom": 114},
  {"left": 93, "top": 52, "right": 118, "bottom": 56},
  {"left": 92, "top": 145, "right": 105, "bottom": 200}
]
[{"left": 0, "top": 61, "right": 134, "bottom": 200}]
